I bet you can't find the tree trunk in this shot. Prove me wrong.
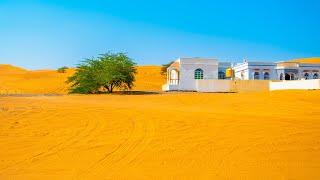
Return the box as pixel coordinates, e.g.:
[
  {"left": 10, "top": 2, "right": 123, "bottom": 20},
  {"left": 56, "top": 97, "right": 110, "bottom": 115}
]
[
  {"left": 109, "top": 84, "right": 114, "bottom": 93},
  {"left": 104, "top": 84, "right": 114, "bottom": 93}
]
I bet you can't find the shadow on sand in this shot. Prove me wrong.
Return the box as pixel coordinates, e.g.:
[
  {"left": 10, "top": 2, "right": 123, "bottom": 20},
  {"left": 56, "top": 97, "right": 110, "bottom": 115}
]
[{"left": 111, "top": 91, "right": 161, "bottom": 95}]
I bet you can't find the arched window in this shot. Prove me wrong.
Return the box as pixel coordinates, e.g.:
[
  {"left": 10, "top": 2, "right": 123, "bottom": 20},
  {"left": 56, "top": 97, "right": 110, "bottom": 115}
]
[
  {"left": 314, "top": 73, "right": 319, "bottom": 79},
  {"left": 264, "top": 72, "right": 270, "bottom": 80},
  {"left": 253, "top": 72, "right": 260, "bottom": 80},
  {"left": 280, "top": 73, "right": 284, "bottom": 80},
  {"left": 194, "top": 69, "right": 204, "bottom": 79},
  {"left": 170, "top": 69, "right": 179, "bottom": 85},
  {"left": 170, "top": 69, "right": 178, "bottom": 79},
  {"left": 218, "top": 71, "right": 226, "bottom": 79},
  {"left": 304, "top": 73, "right": 310, "bottom": 80}
]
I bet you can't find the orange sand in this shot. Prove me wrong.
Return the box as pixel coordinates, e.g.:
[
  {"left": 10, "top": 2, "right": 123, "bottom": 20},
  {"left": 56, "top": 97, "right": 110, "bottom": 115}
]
[
  {"left": 0, "top": 65, "right": 165, "bottom": 94},
  {"left": 289, "top": 57, "right": 320, "bottom": 64},
  {"left": 1, "top": 91, "right": 320, "bottom": 179}
]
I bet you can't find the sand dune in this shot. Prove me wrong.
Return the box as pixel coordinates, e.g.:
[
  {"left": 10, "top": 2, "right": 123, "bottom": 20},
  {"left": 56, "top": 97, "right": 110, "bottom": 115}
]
[
  {"left": 0, "top": 65, "right": 165, "bottom": 94},
  {"left": 289, "top": 57, "right": 320, "bottom": 64},
  {"left": 0, "top": 91, "right": 320, "bottom": 179}
]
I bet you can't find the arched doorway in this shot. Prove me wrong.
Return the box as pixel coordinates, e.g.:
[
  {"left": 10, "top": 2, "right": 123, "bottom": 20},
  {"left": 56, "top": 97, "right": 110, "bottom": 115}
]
[
  {"left": 285, "top": 73, "right": 290, "bottom": 80},
  {"left": 314, "top": 73, "right": 319, "bottom": 79},
  {"left": 280, "top": 73, "right": 284, "bottom": 80},
  {"left": 304, "top": 73, "right": 310, "bottom": 80},
  {"left": 284, "top": 73, "right": 291, "bottom": 80}
]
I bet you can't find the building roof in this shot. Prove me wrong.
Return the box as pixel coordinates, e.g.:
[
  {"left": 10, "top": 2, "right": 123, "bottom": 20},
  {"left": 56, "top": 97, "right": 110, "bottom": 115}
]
[
  {"left": 179, "top": 57, "right": 218, "bottom": 65},
  {"left": 168, "top": 61, "right": 180, "bottom": 70}
]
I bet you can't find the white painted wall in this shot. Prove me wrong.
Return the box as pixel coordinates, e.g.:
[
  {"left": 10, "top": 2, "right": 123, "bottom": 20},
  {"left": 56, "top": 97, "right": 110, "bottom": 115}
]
[
  {"left": 196, "top": 80, "right": 231, "bottom": 92},
  {"left": 178, "top": 58, "right": 218, "bottom": 91},
  {"left": 162, "top": 84, "right": 179, "bottom": 91},
  {"left": 233, "top": 62, "right": 277, "bottom": 80},
  {"left": 269, "top": 79, "right": 320, "bottom": 91},
  {"left": 299, "top": 66, "right": 320, "bottom": 80}
]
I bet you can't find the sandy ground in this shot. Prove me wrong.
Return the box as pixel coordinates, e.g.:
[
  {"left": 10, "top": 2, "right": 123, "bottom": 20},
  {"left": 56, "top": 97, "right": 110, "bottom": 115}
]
[{"left": 1, "top": 91, "right": 320, "bottom": 179}]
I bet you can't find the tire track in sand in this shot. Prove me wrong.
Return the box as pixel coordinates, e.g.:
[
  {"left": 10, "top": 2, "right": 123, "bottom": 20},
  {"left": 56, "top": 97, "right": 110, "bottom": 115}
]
[{"left": 77, "top": 112, "right": 155, "bottom": 179}]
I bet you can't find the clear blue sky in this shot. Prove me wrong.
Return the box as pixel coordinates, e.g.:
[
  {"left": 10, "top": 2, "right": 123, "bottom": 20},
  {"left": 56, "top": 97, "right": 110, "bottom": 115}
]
[{"left": 0, "top": 0, "right": 319, "bottom": 69}]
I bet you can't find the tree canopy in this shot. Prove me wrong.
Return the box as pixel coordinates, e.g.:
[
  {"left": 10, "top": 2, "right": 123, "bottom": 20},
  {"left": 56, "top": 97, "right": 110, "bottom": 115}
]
[
  {"left": 57, "top": 66, "right": 68, "bottom": 73},
  {"left": 67, "top": 52, "right": 137, "bottom": 94}
]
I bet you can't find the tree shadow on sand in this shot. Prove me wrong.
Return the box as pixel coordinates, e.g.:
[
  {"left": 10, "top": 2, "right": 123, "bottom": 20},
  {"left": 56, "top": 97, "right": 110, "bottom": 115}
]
[{"left": 111, "top": 91, "right": 161, "bottom": 95}]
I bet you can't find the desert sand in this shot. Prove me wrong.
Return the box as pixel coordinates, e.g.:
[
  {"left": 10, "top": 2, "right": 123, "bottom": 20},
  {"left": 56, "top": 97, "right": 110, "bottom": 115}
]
[
  {"left": 1, "top": 63, "right": 320, "bottom": 179},
  {"left": 0, "top": 91, "right": 320, "bottom": 179}
]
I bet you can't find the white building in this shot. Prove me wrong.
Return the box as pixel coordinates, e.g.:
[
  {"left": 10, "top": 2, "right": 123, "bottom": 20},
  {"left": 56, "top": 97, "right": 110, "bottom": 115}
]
[
  {"left": 233, "top": 61, "right": 276, "bottom": 80},
  {"left": 233, "top": 61, "right": 320, "bottom": 80},
  {"left": 163, "top": 58, "right": 218, "bottom": 91},
  {"left": 162, "top": 58, "right": 320, "bottom": 91},
  {"left": 275, "top": 62, "right": 320, "bottom": 80}
]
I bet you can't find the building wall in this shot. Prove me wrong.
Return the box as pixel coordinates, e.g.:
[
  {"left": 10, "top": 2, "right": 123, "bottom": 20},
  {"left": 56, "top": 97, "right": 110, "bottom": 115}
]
[
  {"left": 299, "top": 64, "right": 320, "bottom": 79},
  {"left": 270, "top": 79, "right": 320, "bottom": 90},
  {"left": 196, "top": 80, "right": 232, "bottom": 92},
  {"left": 179, "top": 58, "right": 218, "bottom": 91},
  {"left": 248, "top": 66, "right": 276, "bottom": 80},
  {"left": 231, "top": 80, "right": 270, "bottom": 92},
  {"left": 196, "top": 79, "right": 320, "bottom": 92},
  {"left": 234, "top": 62, "right": 276, "bottom": 80},
  {"left": 276, "top": 69, "right": 299, "bottom": 80},
  {"left": 195, "top": 80, "right": 270, "bottom": 92},
  {"left": 234, "top": 63, "right": 249, "bottom": 80}
]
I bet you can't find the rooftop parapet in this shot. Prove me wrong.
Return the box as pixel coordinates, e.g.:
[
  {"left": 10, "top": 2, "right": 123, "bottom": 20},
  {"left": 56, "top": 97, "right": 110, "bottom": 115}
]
[{"left": 276, "top": 62, "right": 299, "bottom": 69}]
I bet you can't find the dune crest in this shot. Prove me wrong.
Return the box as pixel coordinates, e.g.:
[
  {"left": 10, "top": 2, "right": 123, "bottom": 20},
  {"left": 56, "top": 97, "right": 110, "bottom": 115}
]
[
  {"left": 0, "top": 64, "right": 27, "bottom": 74},
  {"left": 289, "top": 57, "right": 320, "bottom": 64}
]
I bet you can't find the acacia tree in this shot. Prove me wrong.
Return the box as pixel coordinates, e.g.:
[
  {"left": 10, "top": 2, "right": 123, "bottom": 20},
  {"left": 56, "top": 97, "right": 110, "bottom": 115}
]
[
  {"left": 67, "top": 52, "right": 137, "bottom": 94},
  {"left": 57, "top": 66, "right": 68, "bottom": 73}
]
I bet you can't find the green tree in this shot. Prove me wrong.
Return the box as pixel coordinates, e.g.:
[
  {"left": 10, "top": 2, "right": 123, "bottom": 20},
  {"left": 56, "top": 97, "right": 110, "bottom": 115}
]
[
  {"left": 67, "top": 52, "right": 137, "bottom": 94},
  {"left": 57, "top": 66, "right": 68, "bottom": 73},
  {"left": 161, "top": 61, "right": 174, "bottom": 75}
]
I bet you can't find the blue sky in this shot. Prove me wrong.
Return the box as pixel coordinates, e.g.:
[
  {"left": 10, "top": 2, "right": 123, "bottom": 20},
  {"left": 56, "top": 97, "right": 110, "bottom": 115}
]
[{"left": 0, "top": 0, "right": 319, "bottom": 69}]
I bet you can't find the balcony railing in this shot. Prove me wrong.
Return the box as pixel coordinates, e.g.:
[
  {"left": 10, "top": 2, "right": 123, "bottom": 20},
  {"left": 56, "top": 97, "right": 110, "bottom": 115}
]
[{"left": 169, "top": 79, "right": 179, "bottom": 85}]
